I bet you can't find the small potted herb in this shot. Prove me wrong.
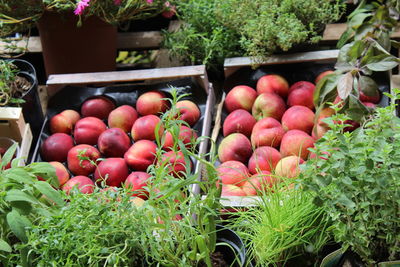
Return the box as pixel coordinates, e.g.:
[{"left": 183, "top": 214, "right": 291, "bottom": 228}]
[{"left": 301, "top": 90, "right": 400, "bottom": 266}]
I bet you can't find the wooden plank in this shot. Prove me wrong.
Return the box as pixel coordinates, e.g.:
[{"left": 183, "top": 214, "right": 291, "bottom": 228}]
[
  {"left": 322, "top": 23, "right": 400, "bottom": 41},
  {"left": 224, "top": 50, "right": 339, "bottom": 69},
  {"left": 18, "top": 123, "right": 32, "bottom": 166},
  {"left": 47, "top": 65, "right": 206, "bottom": 85},
  {"left": 0, "top": 31, "right": 163, "bottom": 53},
  {"left": 0, "top": 107, "right": 26, "bottom": 143}
]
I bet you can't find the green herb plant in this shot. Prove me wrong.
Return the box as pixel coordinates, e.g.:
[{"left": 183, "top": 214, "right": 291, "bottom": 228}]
[
  {"left": 226, "top": 180, "right": 332, "bottom": 266},
  {"left": 0, "top": 59, "right": 29, "bottom": 106},
  {"left": 301, "top": 89, "right": 400, "bottom": 264},
  {"left": 0, "top": 143, "right": 64, "bottom": 267},
  {"left": 314, "top": 0, "right": 400, "bottom": 122}
]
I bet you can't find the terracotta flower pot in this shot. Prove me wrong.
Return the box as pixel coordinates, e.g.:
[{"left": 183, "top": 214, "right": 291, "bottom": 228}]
[{"left": 36, "top": 11, "right": 117, "bottom": 77}]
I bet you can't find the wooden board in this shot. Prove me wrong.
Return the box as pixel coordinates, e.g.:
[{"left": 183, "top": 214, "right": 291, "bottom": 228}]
[{"left": 0, "top": 107, "right": 26, "bottom": 142}]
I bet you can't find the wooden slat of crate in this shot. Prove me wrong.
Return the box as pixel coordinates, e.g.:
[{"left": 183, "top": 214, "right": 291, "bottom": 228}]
[
  {"left": 0, "top": 107, "right": 26, "bottom": 142},
  {"left": 322, "top": 23, "right": 400, "bottom": 41},
  {"left": 19, "top": 123, "right": 32, "bottom": 166}
]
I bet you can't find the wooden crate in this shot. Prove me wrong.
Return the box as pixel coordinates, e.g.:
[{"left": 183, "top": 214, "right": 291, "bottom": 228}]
[
  {"left": 36, "top": 65, "right": 215, "bottom": 195},
  {"left": 0, "top": 107, "right": 33, "bottom": 164}
]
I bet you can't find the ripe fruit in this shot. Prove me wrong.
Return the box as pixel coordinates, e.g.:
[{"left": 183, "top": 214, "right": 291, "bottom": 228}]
[
  {"left": 221, "top": 184, "right": 247, "bottom": 197},
  {"left": 248, "top": 146, "right": 281, "bottom": 174},
  {"left": 275, "top": 156, "right": 304, "bottom": 178},
  {"left": 223, "top": 109, "right": 256, "bottom": 137},
  {"left": 287, "top": 81, "right": 315, "bottom": 109},
  {"left": 131, "top": 115, "right": 164, "bottom": 141},
  {"left": 50, "top": 113, "right": 73, "bottom": 134},
  {"left": 315, "top": 70, "right": 334, "bottom": 84},
  {"left": 280, "top": 130, "right": 314, "bottom": 160},
  {"left": 163, "top": 125, "right": 198, "bottom": 151},
  {"left": 242, "top": 171, "right": 276, "bottom": 196},
  {"left": 251, "top": 117, "right": 285, "bottom": 148},
  {"left": 81, "top": 96, "right": 115, "bottom": 120},
  {"left": 252, "top": 92, "right": 286, "bottom": 121},
  {"left": 49, "top": 161, "right": 70, "bottom": 187},
  {"left": 74, "top": 117, "right": 107, "bottom": 145},
  {"left": 281, "top": 106, "right": 315, "bottom": 134},
  {"left": 224, "top": 85, "right": 257, "bottom": 113},
  {"left": 161, "top": 151, "right": 191, "bottom": 177},
  {"left": 136, "top": 91, "right": 169, "bottom": 116},
  {"left": 67, "top": 144, "right": 100, "bottom": 176},
  {"left": 94, "top": 158, "right": 129, "bottom": 187},
  {"left": 40, "top": 133, "right": 74, "bottom": 162},
  {"left": 218, "top": 133, "right": 252, "bottom": 164},
  {"left": 125, "top": 171, "right": 151, "bottom": 199},
  {"left": 98, "top": 128, "right": 131, "bottom": 157},
  {"left": 175, "top": 100, "right": 201, "bottom": 126},
  {"left": 124, "top": 140, "right": 157, "bottom": 171},
  {"left": 256, "top": 74, "right": 289, "bottom": 98},
  {"left": 62, "top": 176, "right": 95, "bottom": 194},
  {"left": 217, "top": 161, "right": 249, "bottom": 186},
  {"left": 108, "top": 105, "right": 138, "bottom": 133}
]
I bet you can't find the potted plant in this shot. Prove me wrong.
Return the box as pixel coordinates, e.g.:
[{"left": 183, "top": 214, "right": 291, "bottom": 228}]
[
  {"left": 300, "top": 90, "right": 400, "bottom": 266},
  {"left": 0, "top": 0, "right": 170, "bottom": 76}
]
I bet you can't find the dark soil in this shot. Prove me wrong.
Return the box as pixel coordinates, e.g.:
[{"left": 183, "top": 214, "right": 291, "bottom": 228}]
[{"left": 199, "top": 251, "right": 229, "bottom": 267}]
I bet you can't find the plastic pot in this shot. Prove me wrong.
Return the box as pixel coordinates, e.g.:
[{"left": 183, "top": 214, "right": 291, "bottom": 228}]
[{"left": 215, "top": 225, "right": 249, "bottom": 267}]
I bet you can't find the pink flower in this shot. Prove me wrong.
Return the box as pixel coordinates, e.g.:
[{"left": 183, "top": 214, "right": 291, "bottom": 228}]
[
  {"left": 146, "top": 0, "right": 153, "bottom": 3},
  {"left": 162, "top": 1, "right": 176, "bottom": 18},
  {"left": 74, "top": 0, "right": 90, "bottom": 15},
  {"left": 114, "top": 0, "right": 121, "bottom": 5}
]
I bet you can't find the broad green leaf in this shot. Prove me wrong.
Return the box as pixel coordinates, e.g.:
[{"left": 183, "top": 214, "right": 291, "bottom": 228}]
[
  {"left": 391, "top": 40, "right": 400, "bottom": 49},
  {"left": 337, "top": 28, "right": 354, "bottom": 49},
  {"left": 337, "top": 195, "right": 356, "bottom": 209},
  {"left": 366, "top": 56, "right": 399, "bottom": 71},
  {"left": 359, "top": 76, "right": 379, "bottom": 96},
  {"left": 5, "top": 189, "right": 40, "bottom": 204},
  {"left": 34, "top": 181, "right": 65, "bottom": 207},
  {"left": 3, "top": 168, "right": 35, "bottom": 184},
  {"left": 349, "top": 12, "right": 372, "bottom": 28},
  {"left": 347, "top": 40, "right": 366, "bottom": 61},
  {"left": 6, "top": 210, "right": 31, "bottom": 243},
  {"left": 10, "top": 201, "right": 33, "bottom": 215},
  {"left": 314, "top": 73, "right": 340, "bottom": 107},
  {"left": 0, "top": 239, "right": 12, "bottom": 253},
  {"left": 337, "top": 43, "right": 353, "bottom": 63},
  {"left": 337, "top": 72, "right": 353, "bottom": 99},
  {"left": 0, "top": 143, "right": 17, "bottom": 170}
]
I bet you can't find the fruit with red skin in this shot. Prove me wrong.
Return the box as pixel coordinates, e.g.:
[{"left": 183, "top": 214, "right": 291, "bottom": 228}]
[
  {"left": 217, "top": 160, "right": 249, "bottom": 186},
  {"left": 62, "top": 176, "right": 95, "bottom": 194},
  {"left": 124, "top": 140, "right": 157, "bottom": 171},
  {"left": 50, "top": 114, "right": 73, "bottom": 134},
  {"left": 74, "top": 117, "right": 107, "bottom": 145},
  {"left": 281, "top": 106, "right": 315, "bottom": 134},
  {"left": 221, "top": 184, "right": 247, "bottom": 196},
  {"left": 317, "top": 108, "right": 335, "bottom": 127},
  {"left": 242, "top": 171, "right": 276, "bottom": 196},
  {"left": 136, "top": 91, "right": 169, "bottom": 116},
  {"left": 363, "top": 102, "right": 376, "bottom": 108},
  {"left": 342, "top": 120, "right": 360, "bottom": 132},
  {"left": 224, "top": 85, "right": 257, "bottom": 113},
  {"left": 315, "top": 70, "right": 334, "bottom": 84},
  {"left": 248, "top": 146, "right": 281, "bottom": 174},
  {"left": 41, "top": 133, "right": 74, "bottom": 162},
  {"left": 60, "top": 110, "right": 81, "bottom": 126},
  {"left": 125, "top": 171, "right": 151, "bottom": 199},
  {"left": 275, "top": 156, "right": 304, "bottom": 178},
  {"left": 359, "top": 90, "right": 381, "bottom": 104},
  {"left": 94, "top": 158, "right": 129, "bottom": 187},
  {"left": 223, "top": 109, "right": 256, "bottom": 137},
  {"left": 287, "top": 81, "right": 316, "bottom": 109},
  {"left": 311, "top": 124, "right": 329, "bottom": 140},
  {"left": 256, "top": 74, "right": 289, "bottom": 98},
  {"left": 175, "top": 100, "right": 201, "bottom": 127},
  {"left": 252, "top": 92, "right": 286, "bottom": 121},
  {"left": 163, "top": 125, "right": 198, "bottom": 151},
  {"left": 161, "top": 151, "right": 191, "bottom": 177},
  {"left": 218, "top": 133, "right": 252, "bottom": 164},
  {"left": 251, "top": 117, "right": 285, "bottom": 148},
  {"left": 67, "top": 144, "right": 100, "bottom": 176},
  {"left": 131, "top": 115, "right": 164, "bottom": 141},
  {"left": 49, "top": 161, "right": 70, "bottom": 187},
  {"left": 98, "top": 128, "right": 131, "bottom": 157},
  {"left": 108, "top": 105, "right": 138, "bottom": 133},
  {"left": 81, "top": 96, "right": 115, "bottom": 120},
  {"left": 280, "top": 130, "right": 314, "bottom": 160}
]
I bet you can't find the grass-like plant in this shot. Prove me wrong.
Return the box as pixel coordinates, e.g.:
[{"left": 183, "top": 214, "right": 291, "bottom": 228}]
[{"left": 0, "top": 59, "right": 30, "bottom": 106}]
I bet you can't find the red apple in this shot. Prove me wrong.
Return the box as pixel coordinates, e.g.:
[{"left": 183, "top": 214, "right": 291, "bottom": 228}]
[
  {"left": 251, "top": 117, "right": 285, "bottom": 148},
  {"left": 49, "top": 161, "right": 70, "bottom": 187},
  {"left": 108, "top": 105, "right": 138, "bottom": 133},
  {"left": 125, "top": 171, "right": 151, "bottom": 199},
  {"left": 40, "top": 133, "right": 74, "bottom": 162},
  {"left": 281, "top": 106, "right": 315, "bottom": 134},
  {"left": 136, "top": 91, "right": 169, "bottom": 116},
  {"left": 252, "top": 92, "right": 286, "bottom": 121},
  {"left": 74, "top": 117, "right": 107, "bottom": 145},
  {"left": 124, "top": 140, "right": 157, "bottom": 171},
  {"left": 248, "top": 146, "right": 281, "bottom": 174},
  {"left": 81, "top": 96, "right": 115, "bottom": 120},
  {"left": 221, "top": 184, "right": 247, "bottom": 196},
  {"left": 98, "top": 128, "right": 131, "bottom": 157},
  {"left": 315, "top": 70, "right": 334, "bottom": 84},
  {"left": 67, "top": 144, "right": 100, "bottom": 176},
  {"left": 94, "top": 158, "right": 129, "bottom": 187},
  {"left": 218, "top": 133, "right": 252, "bottom": 164},
  {"left": 287, "top": 81, "right": 315, "bottom": 109},
  {"left": 317, "top": 108, "right": 335, "bottom": 127},
  {"left": 163, "top": 125, "right": 198, "bottom": 151},
  {"left": 131, "top": 115, "right": 164, "bottom": 141},
  {"left": 217, "top": 160, "right": 249, "bottom": 186},
  {"left": 280, "top": 130, "right": 314, "bottom": 160},
  {"left": 223, "top": 109, "right": 256, "bottom": 137},
  {"left": 175, "top": 100, "right": 201, "bottom": 127},
  {"left": 62, "top": 176, "right": 95, "bottom": 194},
  {"left": 242, "top": 171, "right": 276, "bottom": 196},
  {"left": 225, "top": 85, "right": 257, "bottom": 113},
  {"left": 274, "top": 156, "right": 304, "bottom": 178},
  {"left": 256, "top": 74, "right": 289, "bottom": 98},
  {"left": 161, "top": 151, "right": 191, "bottom": 177}
]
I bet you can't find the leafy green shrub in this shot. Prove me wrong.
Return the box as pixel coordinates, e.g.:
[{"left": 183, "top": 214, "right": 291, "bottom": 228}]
[{"left": 301, "top": 90, "right": 400, "bottom": 264}]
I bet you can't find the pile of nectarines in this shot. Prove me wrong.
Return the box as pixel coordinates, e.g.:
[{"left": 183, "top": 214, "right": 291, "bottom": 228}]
[
  {"left": 40, "top": 91, "right": 201, "bottom": 197},
  {"left": 218, "top": 72, "right": 379, "bottom": 197}
]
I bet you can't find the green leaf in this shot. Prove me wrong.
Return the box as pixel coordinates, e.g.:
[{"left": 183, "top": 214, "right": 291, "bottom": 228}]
[
  {"left": 314, "top": 73, "right": 340, "bottom": 107},
  {"left": 337, "top": 72, "right": 354, "bottom": 99},
  {"left": 0, "top": 239, "right": 12, "bottom": 253},
  {"left": 366, "top": 56, "right": 399, "bottom": 71},
  {"left": 349, "top": 12, "right": 372, "bottom": 28},
  {"left": 337, "top": 195, "right": 356, "bottom": 209},
  {"left": 0, "top": 143, "right": 17, "bottom": 170},
  {"left": 5, "top": 189, "right": 40, "bottom": 204},
  {"left": 6, "top": 210, "right": 31, "bottom": 243},
  {"left": 3, "top": 168, "right": 36, "bottom": 184},
  {"left": 359, "top": 76, "right": 379, "bottom": 96},
  {"left": 391, "top": 40, "right": 400, "bottom": 49},
  {"left": 337, "top": 28, "right": 354, "bottom": 49},
  {"left": 347, "top": 40, "right": 366, "bottom": 61},
  {"left": 33, "top": 181, "right": 65, "bottom": 207},
  {"left": 10, "top": 201, "right": 33, "bottom": 215}
]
